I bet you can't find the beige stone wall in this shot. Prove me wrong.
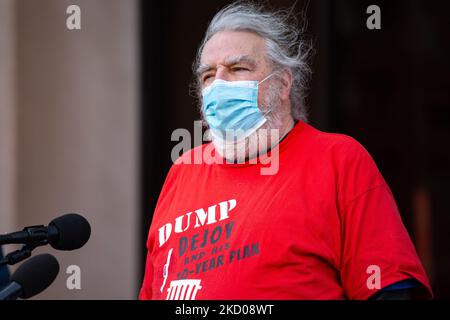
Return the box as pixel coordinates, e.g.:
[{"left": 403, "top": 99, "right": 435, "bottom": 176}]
[
  {"left": 0, "top": 0, "right": 17, "bottom": 237},
  {"left": 0, "top": 0, "right": 140, "bottom": 299}
]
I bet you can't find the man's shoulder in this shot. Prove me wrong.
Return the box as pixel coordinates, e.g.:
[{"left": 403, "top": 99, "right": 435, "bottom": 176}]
[{"left": 300, "top": 122, "right": 369, "bottom": 157}]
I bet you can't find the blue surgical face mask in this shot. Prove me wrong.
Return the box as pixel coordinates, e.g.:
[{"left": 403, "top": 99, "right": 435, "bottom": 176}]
[{"left": 201, "top": 73, "right": 275, "bottom": 142}]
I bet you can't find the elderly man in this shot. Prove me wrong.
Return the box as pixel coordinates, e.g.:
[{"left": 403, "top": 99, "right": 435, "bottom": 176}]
[{"left": 140, "top": 2, "right": 432, "bottom": 300}]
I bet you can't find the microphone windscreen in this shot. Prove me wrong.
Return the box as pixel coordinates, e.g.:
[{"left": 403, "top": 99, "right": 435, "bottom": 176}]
[
  {"left": 11, "top": 253, "right": 60, "bottom": 299},
  {"left": 49, "top": 213, "right": 91, "bottom": 250}
]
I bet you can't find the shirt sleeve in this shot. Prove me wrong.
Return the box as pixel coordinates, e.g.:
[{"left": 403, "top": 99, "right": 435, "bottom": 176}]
[
  {"left": 139, "top": 251, "right": 154, "bottom": 300},
  {"left": 335, "top": 138, "right": 433, "bottom": 299}
]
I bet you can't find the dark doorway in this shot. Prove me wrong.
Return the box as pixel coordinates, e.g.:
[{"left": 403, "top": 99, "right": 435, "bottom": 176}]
[{"left": 140, "top": 0, "right": 450, "bottom": 298}]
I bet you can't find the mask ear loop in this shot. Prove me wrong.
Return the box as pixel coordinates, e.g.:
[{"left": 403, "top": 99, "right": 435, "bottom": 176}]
[
  {"left": 257, "top": 71, "right": 279, "bottom": 118},
  {"left": 258, "top": 71, "right": 278, "bottom": 86},
  {"left": 260, "top": 108, "right": 272, "bottom": 118}
]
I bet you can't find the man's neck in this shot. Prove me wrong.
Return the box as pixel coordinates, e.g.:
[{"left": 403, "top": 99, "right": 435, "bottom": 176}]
[
  {"left": 216, "top": 116, "right": 297, "bottom": 164},
  {"left": 251, "top": 116, "right": 296, "bottom": 159},
  {"left": 279, "top": 116, "right": 295, "bottom": 142}
]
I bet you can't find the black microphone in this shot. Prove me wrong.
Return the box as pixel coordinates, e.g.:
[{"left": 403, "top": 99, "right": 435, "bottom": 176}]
[
  {"left": 0, "top": 253, "right": 60, "bottom": 300},
  {"left": 0, "top": 213, "right": 91, "bottom": 250}
]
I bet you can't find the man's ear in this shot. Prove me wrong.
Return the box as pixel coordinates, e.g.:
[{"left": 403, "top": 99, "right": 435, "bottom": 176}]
[{"left": 278, "top": 69, "right": 293, "bottom": 102}]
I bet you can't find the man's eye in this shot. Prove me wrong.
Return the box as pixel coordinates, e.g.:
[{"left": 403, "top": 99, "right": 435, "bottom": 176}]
[
  {"left": 232, "top": 67, "right": 249, "bottom": 72},
  {"left": 202, "top": 74, "right": 213, "bottom": 83}
]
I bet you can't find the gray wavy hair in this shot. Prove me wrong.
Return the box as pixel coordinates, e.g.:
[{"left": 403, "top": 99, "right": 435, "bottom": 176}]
[{"left": 193, "top": 1, "right": 313, "bottom": 122}]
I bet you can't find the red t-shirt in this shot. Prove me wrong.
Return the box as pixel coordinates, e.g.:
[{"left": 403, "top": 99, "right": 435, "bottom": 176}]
[{"left": 139, "top": 121, "right": 432, "bottom": 300}]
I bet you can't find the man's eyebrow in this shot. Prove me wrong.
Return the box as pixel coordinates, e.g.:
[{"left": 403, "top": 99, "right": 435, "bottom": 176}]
[
  {"left": 196, "top": 55, "right": 257, "bottom": 77},
  {"left": 223, "top": 55, "right": 257, "bottom": 67},
  {"left": 196, "top": 64, "right": 214, "bottom": 77}
]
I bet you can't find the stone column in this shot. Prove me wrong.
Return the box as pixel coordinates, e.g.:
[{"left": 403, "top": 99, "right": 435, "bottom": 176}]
[
  {"left": 0, "top": 0, "right": 17, "bottom": 236},
  {"left": 15, "top": 0, "right": 139, "bottom": 299}
]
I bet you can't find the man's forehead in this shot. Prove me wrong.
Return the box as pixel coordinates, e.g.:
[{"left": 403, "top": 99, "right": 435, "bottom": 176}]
[
  {"left": 200, "top": 31, "right": 266, "bottom": 67},
  {"left": 199, "top": 55, "right": 257, "bottom": 70}
]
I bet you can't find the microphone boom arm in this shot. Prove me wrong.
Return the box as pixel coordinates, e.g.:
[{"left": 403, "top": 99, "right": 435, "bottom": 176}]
[
  {"left": 0, "top": 243, "right": 39, "bottom": 267},
  {"left": 0, "top": 225, "right": 56, "bottom": 246}
]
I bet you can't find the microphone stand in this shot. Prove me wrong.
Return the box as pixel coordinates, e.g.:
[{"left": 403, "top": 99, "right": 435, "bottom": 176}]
[
  {"left": 0, "top": 244, "right": 40, "bottom": 267},
  {"left": 0, "top": 225, "right": 52, "bottom": 267}
]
